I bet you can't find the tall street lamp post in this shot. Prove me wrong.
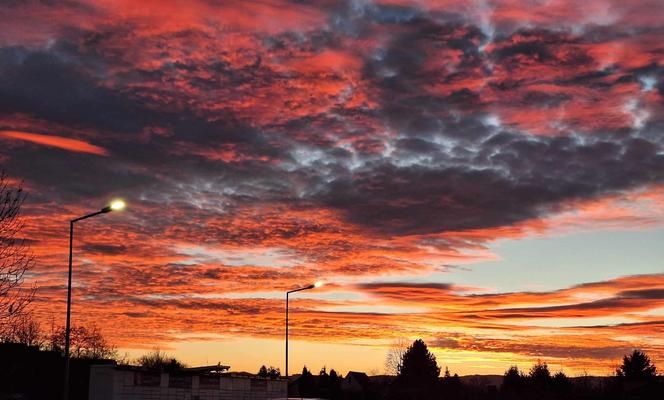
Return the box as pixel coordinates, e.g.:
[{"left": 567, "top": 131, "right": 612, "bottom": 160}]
[
  {"left": 285, "top": 281, "right": 323, "bottom": 399},
  {"left": 64, "top": 199, "right": 125, "bottom": 400}
]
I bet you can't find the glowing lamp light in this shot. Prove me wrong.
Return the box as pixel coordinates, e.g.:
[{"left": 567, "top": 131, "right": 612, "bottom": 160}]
[
  {"left": 314, "top": 281, "right": 324, "bottom": 288},
  {"left": 101, "top": 199, "right": 126, "bottom": 214},
  {"left": 110, "top": 200, "right": 126, "bottom": 211}
]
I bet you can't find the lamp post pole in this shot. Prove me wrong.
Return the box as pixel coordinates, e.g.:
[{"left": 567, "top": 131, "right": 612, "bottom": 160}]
[
  {"left": 285, "top": 281, "right": 322, "bottom": 399},
  {"left": 63, "top": 200, "right": 125, "bottom": 400},
  {"left": 286, "top": 290, "right": 289, "bottom": 392}
]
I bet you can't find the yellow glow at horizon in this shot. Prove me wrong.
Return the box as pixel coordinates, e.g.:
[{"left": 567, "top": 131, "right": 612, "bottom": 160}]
[
  {"left": 110, "top": 199, "right": 126, "bottom": 211},
  {"left": 117, "top": 338, "right": 614, "bottom": 377}
]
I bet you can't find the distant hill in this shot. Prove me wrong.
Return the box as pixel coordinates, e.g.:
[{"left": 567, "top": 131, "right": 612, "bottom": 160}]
[
  {"left": 368, "top": 374, "right": 613, "bottom": 389},
  {"left": 458, "top": 374, "right": 503, "bottom": 387}
]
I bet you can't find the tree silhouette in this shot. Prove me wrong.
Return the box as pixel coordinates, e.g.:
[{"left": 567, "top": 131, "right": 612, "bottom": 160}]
[
  {"left": 528, "top": 360, "right": 551, "bottom": 388},
  {"left": 48, "top": 323, "right": 117, "bottom": 359},
  {"left": 502, "top": 366, "right": 525, "bottom": 395},
  {"left": 136, "top": 349, "right": 186, "bottom": 371},
  {"left": 0, "top": 171, "right": 35, "bottom": 336},
  {"left": 329, "top": 369, "right": 342, "bottom": 400},
  {"left": 257, "top": 365, "right": 280, "bottom": 378},
  {"left": 267, "top": 366, "right": 280, "bottom": 378},
  {"left": 1, "top": 313, "right": 43, "bottom": 346},
  {"left": 441, "top": 366, "right": 462, "bottom": 398},
  {"left": 617, "top": 350, "right": 657, "bottom": 380},
  {"left": 399, "top": 339, "right": 440, "bottom": 383},
  {"left": 318, "top": 366, "right": 331, "bottom": 399},
  {"left": 298, "top": 366, "right": 316, "bottom": 397},
  {"left": 390, "top": 339, "right": 440, "bottom": 400},
  {"left": 551, "top": 371, "right": 572, "bottom": 395}
]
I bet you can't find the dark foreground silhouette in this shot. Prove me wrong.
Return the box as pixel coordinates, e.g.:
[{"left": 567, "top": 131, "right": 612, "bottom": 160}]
[
  {"left": 1, "top": 339, "right": 662, "bottom": 400},
  {"left": 290, "top": 341, "right": 663, "bottom": 400}
]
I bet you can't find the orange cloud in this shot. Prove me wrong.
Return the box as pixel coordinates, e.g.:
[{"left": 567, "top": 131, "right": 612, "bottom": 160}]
[{"left": 0, "top": 130, "right": 109, "bottom": 156}]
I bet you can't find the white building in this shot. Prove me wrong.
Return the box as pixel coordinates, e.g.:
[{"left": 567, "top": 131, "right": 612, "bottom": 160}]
[{"left": 89, "top": 364, "right": 287, "bottom": 400}]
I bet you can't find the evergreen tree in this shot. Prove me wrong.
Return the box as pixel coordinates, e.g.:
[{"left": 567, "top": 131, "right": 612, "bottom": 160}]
[
  {"left": 399, "top": 339, "right": 440, "bottom": 384},
  {"left": 299, "top": 366, "right": 316, "bottom": 397},
  {"left": 551, "top": 371, "right": 572, "bottom": 394},
  {"left": 441, "top": 367, "right": 462, "bottom": 398},
  {"left": 528, "top": 360, "right": 551, "bottom": 389},
  {"left": 318, "top": 366, "right": 331, "bottom": 399},
  {"left": 617, "top": 350, "right": 657, "bottom": 380},
  {"left": 501, "top": 365, "right": 524, "bottom": 395},
  {"left": 389, "top": 339, "right": 440, "bottom": 400},
  {"left": 329, "top": 369, "right": 342, "bottom": 400},
  {"left": 258, "top": 365, "right": 268, "bottom": 377}
]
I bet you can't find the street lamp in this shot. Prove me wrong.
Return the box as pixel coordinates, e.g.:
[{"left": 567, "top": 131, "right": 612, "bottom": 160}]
[
  {"left": 285, "top": 281, "right": 323, "bottom": 398},
  {"left": 63, "top": 200, "right": 126, "bottom": 400}
]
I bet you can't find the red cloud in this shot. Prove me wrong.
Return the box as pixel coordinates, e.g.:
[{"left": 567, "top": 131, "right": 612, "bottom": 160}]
[{"left": 1, "top": 130, "right": 108, "bottom": 156}]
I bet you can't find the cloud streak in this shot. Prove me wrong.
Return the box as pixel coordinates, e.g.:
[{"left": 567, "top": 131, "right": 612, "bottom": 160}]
[{"left": 0, "top": 130, "right": 108, "bottom": 156}]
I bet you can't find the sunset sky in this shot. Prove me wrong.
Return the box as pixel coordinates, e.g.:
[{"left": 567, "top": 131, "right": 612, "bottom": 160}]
[{"left": 1, "top": 0, "right": 663, "bottom": 376}]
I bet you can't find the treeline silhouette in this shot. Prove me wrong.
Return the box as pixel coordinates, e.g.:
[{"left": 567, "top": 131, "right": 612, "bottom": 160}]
[
  {"left": 288, "top": 339, "right": 662, "bottom": 400},
  {"left": 1, "top": 315, "right": 118, "bottom": 360},
  {"left": 290, "top": 366, "right": 347, "bottom": 398},
  {"left": 388, "top": 340, "right": 661, "bottom": 400},
  {"left": 2, "top": 320, "right": 663, "bottom": 400}
]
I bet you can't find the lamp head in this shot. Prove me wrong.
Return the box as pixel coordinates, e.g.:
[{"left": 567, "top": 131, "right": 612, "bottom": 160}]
[
  {"left": 110, "top": 200, "right": 126, "bottom": 211},
  {"left": 102, "top": 199, "right": 126, "bottom": 213},
  {"left": 314, "top": 281, "right": 324, "bottom": 288}
]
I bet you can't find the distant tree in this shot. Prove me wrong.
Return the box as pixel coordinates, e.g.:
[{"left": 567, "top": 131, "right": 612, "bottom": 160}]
[
  {"left": 136, "top": 349, "right": 186, "bottom": 371},
  {"left": 329, "top": 369, "right": 342, "bottom": 400},
  {"left": 441, "top": 367, "right": 462, "bottom": 398},
  {"left": 390, "top": 339, "right": 440, "bottom": 399},
  {"left": 399, "top": 339, "right": 440, "bottom": 383},
  {"left": 49, "top": 323, "right": 117, "bottom": 359},
  {"left": 0, "top": 312, "right": 43, "bottom": 347},
  {"left": 502, "top": 366, "right": 525, "bottom": 393},
  {"left": 385, "top": 338, "right": 408, "bottom": 375},
  {"left": 0, "top": 171, "right": 35, "bottom": 336},
  {"left": 257, "top": 365, "right": 280, "bottom": 378},
  {"left": 551, "top": 371, "right": 572, "bottom": 394},
  {"left": 267, "top": 366, "right": 280, "bottom": 378},
  {"left": 529, "top": 360, "right": 552, "bottom": 388},
  {"left": 318, "top": 366, "right": 331, "bottom": 399},
  {"left": 298, "top": 366, "right": 316, "bottom": 398},
  {"left": 617, "top": 350, "right": 657, "bottom": 380}
]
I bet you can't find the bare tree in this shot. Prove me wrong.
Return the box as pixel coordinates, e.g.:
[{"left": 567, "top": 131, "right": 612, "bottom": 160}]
[
  {"left": 0, "top": 312, "right": 44, "bottom": 347},
  {"left": 385, "top": 337, "right": 409, "bottom": 375},
  {"left": 49, "top": 323, "right": 118, "bottom": 359},
  {"left": 136, "top": 348, "right": 186, "bottom": 371},
  {"left": 0, "top": 171, "right": 36, "bottom": 337}
]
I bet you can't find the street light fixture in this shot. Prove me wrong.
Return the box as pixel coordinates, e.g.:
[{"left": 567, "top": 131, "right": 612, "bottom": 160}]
[
  {"left": 63, "top": 200, "right": 126, "bottom": 400},
  {"left": 285, "top": 281, "right": 323, "bottom": 398}
]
